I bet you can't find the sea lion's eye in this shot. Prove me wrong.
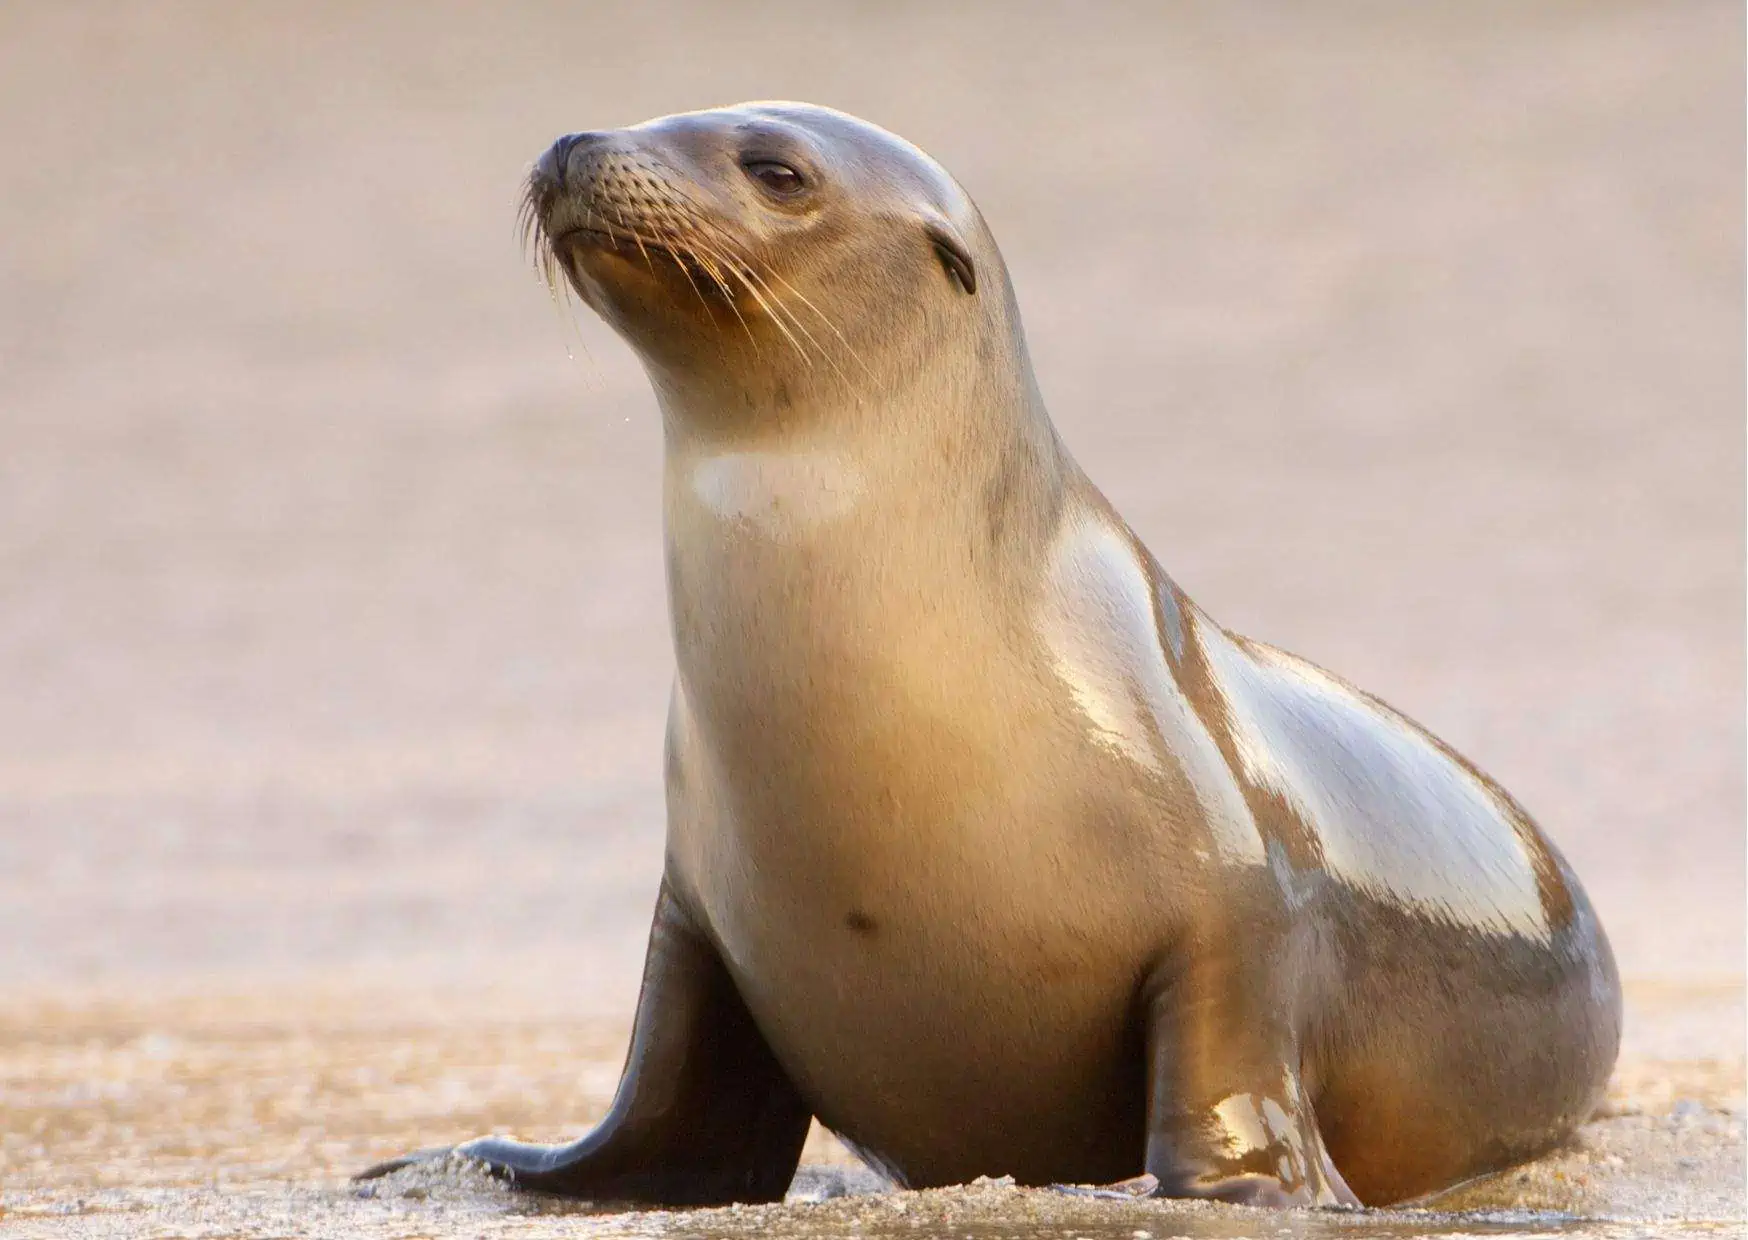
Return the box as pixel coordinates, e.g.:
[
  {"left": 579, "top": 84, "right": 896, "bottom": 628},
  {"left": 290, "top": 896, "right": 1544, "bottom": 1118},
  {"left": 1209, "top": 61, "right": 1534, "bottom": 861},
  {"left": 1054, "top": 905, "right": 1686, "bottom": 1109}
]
[{"left": 743, "top": 160, "right": 805, "bottom": 196}]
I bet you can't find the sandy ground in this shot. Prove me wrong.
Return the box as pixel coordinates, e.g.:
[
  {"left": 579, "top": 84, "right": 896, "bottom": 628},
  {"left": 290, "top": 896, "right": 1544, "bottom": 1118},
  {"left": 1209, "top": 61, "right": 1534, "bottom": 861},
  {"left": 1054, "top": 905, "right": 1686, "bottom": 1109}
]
[
  {"left": 0, "top": 987, "right": 1742, "bottom": 1237},
  {"left": 0, "top": 985, "right": 1743, "bottom": 1238},
  {"left": 0, "top": 1, "right": 1741, "bottom": 1236}
]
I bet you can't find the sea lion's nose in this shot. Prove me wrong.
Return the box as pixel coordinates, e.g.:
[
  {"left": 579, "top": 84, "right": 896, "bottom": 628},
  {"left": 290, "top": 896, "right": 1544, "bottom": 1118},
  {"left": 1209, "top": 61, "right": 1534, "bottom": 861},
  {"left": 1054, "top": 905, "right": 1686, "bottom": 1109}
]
[{"left": 536, "top": 131, "right": 608, "bottom": 190}]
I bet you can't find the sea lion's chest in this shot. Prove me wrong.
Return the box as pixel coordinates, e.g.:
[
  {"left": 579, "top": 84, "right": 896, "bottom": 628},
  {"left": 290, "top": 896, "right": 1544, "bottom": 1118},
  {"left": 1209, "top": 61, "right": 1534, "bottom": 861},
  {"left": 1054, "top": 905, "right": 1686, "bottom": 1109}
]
[{"left": 662, "top": 608, "right": 1159, "bottom": 1023}]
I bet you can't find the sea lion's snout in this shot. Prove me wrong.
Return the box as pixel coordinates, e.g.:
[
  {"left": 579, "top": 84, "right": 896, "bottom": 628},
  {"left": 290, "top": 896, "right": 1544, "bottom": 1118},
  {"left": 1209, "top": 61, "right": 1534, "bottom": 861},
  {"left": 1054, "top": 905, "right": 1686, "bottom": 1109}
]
[
  {"left": 533, "top": 130, "right": 609, "bottom": 194},
  {"left": 522, "top": 119, "right": 786, "bottom": 347},
  {"left": 522, "top": 126, "right": 723, "bottom": 309}
]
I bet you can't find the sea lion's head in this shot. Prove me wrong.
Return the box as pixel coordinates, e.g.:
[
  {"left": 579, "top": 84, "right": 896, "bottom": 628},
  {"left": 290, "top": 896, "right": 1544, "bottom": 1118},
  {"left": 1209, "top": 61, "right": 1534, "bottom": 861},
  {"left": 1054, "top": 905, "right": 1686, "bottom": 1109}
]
[{"left": 525, "top": 103, "right": 1029, "bottom": 421}]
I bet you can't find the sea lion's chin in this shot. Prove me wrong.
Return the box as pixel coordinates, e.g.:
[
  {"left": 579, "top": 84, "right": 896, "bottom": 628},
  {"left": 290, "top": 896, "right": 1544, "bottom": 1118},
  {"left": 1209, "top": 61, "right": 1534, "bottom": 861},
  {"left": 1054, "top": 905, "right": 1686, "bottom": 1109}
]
[{"left": 558, "top": 246, "right": 727, "bottom": 348}]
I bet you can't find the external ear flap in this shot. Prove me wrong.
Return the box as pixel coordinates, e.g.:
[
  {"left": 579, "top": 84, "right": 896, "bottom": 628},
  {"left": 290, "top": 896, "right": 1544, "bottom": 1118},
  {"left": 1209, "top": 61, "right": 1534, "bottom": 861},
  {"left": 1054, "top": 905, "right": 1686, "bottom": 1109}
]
[{"left": 925, "top": 221, "right": 977, "bottom": 295}]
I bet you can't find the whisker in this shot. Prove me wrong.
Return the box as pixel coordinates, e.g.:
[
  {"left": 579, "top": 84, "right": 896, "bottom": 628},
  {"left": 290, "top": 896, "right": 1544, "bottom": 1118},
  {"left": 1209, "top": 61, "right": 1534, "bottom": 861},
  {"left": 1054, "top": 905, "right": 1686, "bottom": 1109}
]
[
  {"left": 672, "top": 225, "right": 813, "bottom": 365},
  {"left": 683, "top": 239, "right": 760, "bottom": 355},
  {"left": 698, "top": 224, "right": 866, "bottom": 389},
  {"left": 719, "top": 248, "right": 860, "bottom": 385},
  {"left": 515, "top": 181, "right": 602, "bottom": 386},
  {"left": 612, "top": 205, "right": 660, "bottom": 279},
  {"left": 727, "top": 261, "right": 814, "bottom": 366},
  {"left": 761, "top": 268, "right": 875, "bottom": 379},
  {"left": 674, "top": 243, "right": 755, "bottom": 371},
  {"left": 657, "top": 228, "right": 718, "bottom": 322},
  {"left": 739, "top": 262, "right": 827, "bottom": 363}
]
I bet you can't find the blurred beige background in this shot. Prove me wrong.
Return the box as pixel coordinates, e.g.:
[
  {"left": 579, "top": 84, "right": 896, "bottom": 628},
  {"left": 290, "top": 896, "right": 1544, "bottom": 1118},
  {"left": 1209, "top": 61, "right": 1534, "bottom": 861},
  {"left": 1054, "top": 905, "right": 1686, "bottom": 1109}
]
[{"left": 0, "top": 1, "right": 1741, "bottom": 1042}]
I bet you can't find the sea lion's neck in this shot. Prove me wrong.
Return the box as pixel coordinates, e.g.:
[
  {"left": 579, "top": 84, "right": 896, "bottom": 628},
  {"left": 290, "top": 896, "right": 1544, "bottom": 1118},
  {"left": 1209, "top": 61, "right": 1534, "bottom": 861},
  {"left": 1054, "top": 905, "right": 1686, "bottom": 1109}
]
[
  {"left": 658, "top": 374, "right": 1071, "bottom": 772},
  {"left": 655, "top": 362, "right": 1069, "bottom": 561}
]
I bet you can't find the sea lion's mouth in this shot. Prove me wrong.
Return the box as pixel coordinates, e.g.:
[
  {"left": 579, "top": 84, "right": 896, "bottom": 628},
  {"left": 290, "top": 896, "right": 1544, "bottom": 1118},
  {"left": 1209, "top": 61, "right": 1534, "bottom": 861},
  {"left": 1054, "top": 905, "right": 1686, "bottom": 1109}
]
[
  {"left": 550, "top": 225, "right": 733, "bottom": 300},
  {"left": 553, "top": 224, "right": 659, "bottom": 258}
]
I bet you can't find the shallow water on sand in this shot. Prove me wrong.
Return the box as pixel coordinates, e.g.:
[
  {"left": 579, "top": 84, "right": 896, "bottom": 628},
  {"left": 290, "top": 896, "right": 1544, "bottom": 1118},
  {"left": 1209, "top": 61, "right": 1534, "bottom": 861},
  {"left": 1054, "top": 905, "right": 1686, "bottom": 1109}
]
[{"left": 1, "top": 988, "right": 1740, "bottom": 1239}]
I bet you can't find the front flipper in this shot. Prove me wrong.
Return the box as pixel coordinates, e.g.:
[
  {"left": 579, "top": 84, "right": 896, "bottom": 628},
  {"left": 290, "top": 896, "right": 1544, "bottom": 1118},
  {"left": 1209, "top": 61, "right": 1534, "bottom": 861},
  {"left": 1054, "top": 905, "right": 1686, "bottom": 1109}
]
[
  {"left": 1132, "top": 944, "right": 1358, "bottom": 1208},
  {"left": 355, "top": 878, "right": 812, "bottom": 1204}
]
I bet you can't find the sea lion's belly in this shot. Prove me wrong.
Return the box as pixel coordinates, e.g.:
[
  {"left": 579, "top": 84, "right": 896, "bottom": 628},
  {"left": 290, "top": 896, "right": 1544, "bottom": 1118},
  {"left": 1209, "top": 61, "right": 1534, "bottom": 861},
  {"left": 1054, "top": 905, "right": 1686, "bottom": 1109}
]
[
  {"left": 679, "top": 805, "right": 1154, "bottom": 1184},
  {"left": 664, "top": 662, "right": 1165, "bottom": 1187}
]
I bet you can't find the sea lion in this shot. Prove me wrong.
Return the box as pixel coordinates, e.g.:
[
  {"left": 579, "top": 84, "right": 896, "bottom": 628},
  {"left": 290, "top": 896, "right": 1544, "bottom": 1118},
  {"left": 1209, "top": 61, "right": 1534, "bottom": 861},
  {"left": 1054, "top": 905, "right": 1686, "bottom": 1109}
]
[{"left": 358, "top": 102, "right": 1620, "bottom": 1208}]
